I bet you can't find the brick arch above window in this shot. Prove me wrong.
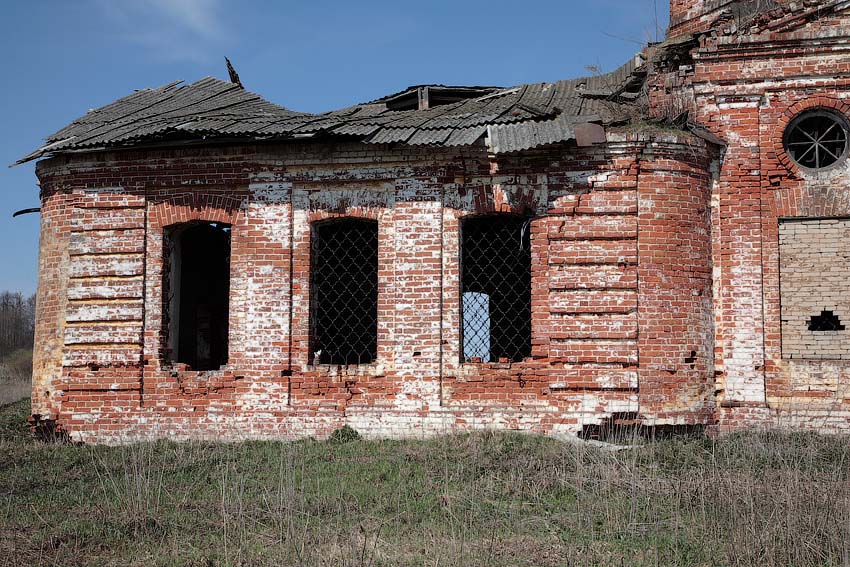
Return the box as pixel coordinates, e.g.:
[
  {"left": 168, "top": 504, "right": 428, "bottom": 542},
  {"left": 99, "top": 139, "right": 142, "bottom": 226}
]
[
  {"left": 462, "top": 183, "right": 540, "bottom": 216},
  {"left": 305, "top": 207, "right": 384, "bottom": 225},
  {"left": 770, "top": 183, "right": 850, "bottom": 219},
  {"left": 773, "top": 97, "right": 850, "bottom": 175},
  {"left": 148, "top": 193, "right": 243, "bottom": 229}
]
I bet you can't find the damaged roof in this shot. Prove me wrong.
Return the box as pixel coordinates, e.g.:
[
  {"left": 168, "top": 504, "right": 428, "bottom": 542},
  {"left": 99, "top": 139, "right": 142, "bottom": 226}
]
[{"left": 17, "top": 56, "right": 646, "bottom": 165}]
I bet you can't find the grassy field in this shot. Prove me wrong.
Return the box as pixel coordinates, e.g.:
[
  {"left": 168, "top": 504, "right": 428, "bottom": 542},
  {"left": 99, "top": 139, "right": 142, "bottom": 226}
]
[
  {"left": 1, "top": 399, "right": 850, "bottom": 566},
  {"left": 0, "top": 349, "right": 31, "bottom": 406}
]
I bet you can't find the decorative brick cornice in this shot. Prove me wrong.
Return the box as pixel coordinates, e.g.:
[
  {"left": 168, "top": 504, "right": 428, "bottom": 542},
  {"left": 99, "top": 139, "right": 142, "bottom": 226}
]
[
  {"left": 670, "top": 0, "right": 850, "bottom": 40},
  {"left": 712, "top": 0, "right": 850, "bottom": 37}
]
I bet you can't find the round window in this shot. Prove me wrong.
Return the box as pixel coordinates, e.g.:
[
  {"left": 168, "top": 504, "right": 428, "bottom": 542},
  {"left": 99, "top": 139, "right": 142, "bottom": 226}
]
[{"left": 784, "top": 110, "right": 850, "bottom": 171}]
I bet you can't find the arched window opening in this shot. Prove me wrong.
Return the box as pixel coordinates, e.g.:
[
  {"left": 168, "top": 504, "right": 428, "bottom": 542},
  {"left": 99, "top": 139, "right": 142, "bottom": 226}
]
[
  {"left": 310, "top": 218, "right": 379, "bottom": 365},
  {"left": 164, "top": 222, "right": 231, "bottom": 371},
  {"left": 461, "top": 215, "right": 532, "bottom": 363}
]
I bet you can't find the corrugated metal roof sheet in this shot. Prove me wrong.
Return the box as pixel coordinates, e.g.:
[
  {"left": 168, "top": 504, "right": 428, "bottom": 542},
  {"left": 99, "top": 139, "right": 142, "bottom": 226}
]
[
  {"left": 17, "top": 56, "right": 648, "bottom": 164},
  {"left": 329, "top": 122, "right": 382, "bottom": 137},
  {"left": 444, "top": 126, "right": 488, "bottom": 147},
  {"left": 488, "top": 116, "right": 578, "bottom": 154},
  {"left": 366, "top": 127, "right": 417, "bottom": 144},
  {"left": 406, "top": 128, "right": 452, "bottom": 146}
]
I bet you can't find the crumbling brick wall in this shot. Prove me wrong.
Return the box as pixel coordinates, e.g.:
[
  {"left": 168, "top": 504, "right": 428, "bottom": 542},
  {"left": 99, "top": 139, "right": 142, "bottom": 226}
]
[
  {"left": 667, "top": 4, "right": 850, "bottom": 431},
  {"left": 669, "top": 0, "right": 736, "bottom": 36},
  {"left": 779, "top": 219, "right": 850, "bottom": 360},
  {"left": 32, "top": 135, "right": 716, "bottom": 443},
  {"left": 668, "top": 0, "right": 838, "bottom": 38}
]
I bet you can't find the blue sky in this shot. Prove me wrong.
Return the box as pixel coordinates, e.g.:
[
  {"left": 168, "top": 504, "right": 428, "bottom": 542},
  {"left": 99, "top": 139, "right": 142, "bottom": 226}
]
[{"left": 0, "top": 0, "right": 668, "bottom": 294}]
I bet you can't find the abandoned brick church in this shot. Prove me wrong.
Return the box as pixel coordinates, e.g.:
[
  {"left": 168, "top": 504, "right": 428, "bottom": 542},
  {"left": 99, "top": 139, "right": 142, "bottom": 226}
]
[{"left": 19, "top": 0, "right": 850, "bottom": 442}]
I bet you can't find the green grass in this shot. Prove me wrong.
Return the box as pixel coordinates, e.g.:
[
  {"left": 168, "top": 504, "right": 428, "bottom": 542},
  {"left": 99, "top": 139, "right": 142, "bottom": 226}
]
[
  {"left": 0, "top": 348, "right": 31, "bottom": 405},
  {"left": 1, "top": 398, "right": 850, "bottom": 566}
]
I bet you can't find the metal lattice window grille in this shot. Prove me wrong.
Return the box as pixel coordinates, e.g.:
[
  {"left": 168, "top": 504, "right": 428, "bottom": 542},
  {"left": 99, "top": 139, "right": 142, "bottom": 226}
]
[
  {"left": 460, "top": 215, "right": 533, "bottom": 363},
  {"left": 784, "top": 110, "right": 850, "bottom": 171},
  {"left": 310, "top": 218, "right": 379, "bottom": 365}
]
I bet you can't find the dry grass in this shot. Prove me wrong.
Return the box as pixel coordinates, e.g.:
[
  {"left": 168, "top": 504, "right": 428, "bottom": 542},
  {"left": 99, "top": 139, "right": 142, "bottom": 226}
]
[
  {"left": 0, "top": 349, "right": 31, "bottom": 406},
  {"left": 1, "top": 398, "right": 850, "bottom": 566}
]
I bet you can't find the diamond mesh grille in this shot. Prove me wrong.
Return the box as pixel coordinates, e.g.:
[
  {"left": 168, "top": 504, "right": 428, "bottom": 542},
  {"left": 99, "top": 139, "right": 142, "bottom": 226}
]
[
  {"left": 310, "top": 219, "right": 379, "bottom": 365},
  {"left": 461, "top": 215, "right": 532, "bottom": 363}
]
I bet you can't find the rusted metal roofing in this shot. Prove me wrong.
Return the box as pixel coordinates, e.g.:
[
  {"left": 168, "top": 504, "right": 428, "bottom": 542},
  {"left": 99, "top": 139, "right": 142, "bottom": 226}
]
[{"left": 17, "top": 56, "right": 647, "bottom": 164}]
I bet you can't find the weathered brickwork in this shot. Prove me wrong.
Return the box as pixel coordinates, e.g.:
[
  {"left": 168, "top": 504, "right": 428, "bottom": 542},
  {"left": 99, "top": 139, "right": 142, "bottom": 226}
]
[
  {"left": 670, "top": 0, "right": 733, "bottom": 36},
  {"left": 30, "top": 136, "right": 720, "bottom": 443},
  {"left": 779, "top": 219, "right": 850, "bottom": 360},
  {"left": 670, "top": 0, "right": 850, "bottom": 431},
  {"left": 27, "top": 0, "right": 850, "bottom": 441}
]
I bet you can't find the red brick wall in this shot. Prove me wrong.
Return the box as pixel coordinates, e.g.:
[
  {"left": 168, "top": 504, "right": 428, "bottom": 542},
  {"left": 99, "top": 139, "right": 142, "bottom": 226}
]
[
  {"left": 32, "top": 137, "right": 716, "bottom": 443},
  {"left": 677, "top": 12, "right": 850, "bottom": 431},
  {"left": 31, "top": 190, "right": 74, "bottom": 420},
  {"left": 669, "top": 0, "right": 735, "bottom": 37},
  {"left": 636, "top": 141, "right": 715, "bottom": 425}
]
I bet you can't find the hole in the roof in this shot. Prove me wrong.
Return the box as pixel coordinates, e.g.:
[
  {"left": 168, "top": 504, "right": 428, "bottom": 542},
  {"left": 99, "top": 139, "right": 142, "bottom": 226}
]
[{"left": 384, "top": 86, "right": 501, "bottom": 112}]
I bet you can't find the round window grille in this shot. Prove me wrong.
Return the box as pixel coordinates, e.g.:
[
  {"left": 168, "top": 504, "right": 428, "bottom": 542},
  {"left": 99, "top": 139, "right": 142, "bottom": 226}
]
[{"left": 784, "top": 110, "right": 850, "bottom": 171}]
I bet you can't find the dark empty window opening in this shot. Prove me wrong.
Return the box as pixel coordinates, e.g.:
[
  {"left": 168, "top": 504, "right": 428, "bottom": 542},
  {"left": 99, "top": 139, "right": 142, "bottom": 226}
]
[
  {"left": 784, "top": 110, "right": 850, "bottom": 171},
  {"left": 461, "top": 215, "right": 532, "bottom": 363},
  {"left": 310, "top": 218, "right": 379, "bottom": 365},
  {"left": 808, "top": 310, "right": 846, "bottom": 332},
  {"left": 164, "top": 222, "right": 231, "bottom": 371}
]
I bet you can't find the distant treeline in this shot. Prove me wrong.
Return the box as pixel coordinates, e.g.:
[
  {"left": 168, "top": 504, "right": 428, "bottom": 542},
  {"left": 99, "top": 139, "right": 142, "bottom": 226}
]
[{"left": 0, "top": 292, "right": 35, "bottom": 358}]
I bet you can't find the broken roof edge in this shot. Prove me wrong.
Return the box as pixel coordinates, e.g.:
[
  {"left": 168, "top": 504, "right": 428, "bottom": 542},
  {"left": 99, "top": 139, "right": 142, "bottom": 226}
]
[
  {"left": 12, "top": 137, "right": 77, "bottom": 166},
  {"left": 11, "top": 116, "right": 614, "bottom": 168},
  {"left": 18, "top": 119, "right": 585, "bottom": 164},
  {"left": 15, "top": 56, "right": 649, "bottom": 166}
]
